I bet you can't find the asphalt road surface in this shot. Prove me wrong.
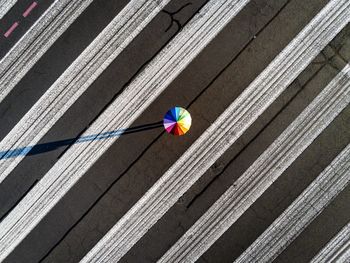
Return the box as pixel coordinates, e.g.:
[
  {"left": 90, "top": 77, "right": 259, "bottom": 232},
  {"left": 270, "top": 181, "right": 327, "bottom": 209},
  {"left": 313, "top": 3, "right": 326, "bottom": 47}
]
[{"left": 0, "top": 0, "right": 349, "bottom": 262}]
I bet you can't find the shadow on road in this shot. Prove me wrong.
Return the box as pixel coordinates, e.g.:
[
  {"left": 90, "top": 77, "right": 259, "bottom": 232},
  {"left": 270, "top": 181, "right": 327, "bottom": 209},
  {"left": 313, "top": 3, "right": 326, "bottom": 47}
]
[{"left": 0, "top": 121, "right": 163, "bottom": 159}]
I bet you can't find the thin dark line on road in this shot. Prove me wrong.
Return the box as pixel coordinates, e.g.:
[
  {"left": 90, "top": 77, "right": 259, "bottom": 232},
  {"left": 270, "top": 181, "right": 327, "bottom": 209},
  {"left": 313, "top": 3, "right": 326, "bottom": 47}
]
[
  {"left": 330, "top": 43, "right": 348, "bottom": 63},
  {"left": 38, "top": 2, "right": 209, "bottom": 261},
  {"left": 38, "top": 0, "right": 291, "bottom": 260},
  {"left": 57, "top": 121, "right": 163, "bottom": 160},
  {"left": 186, "top": 63, "right": 326, "bottom": 208},
  {"left": 0, "top": 121, "right": 163, "bottom": 240},
  {"left": 184, "top": 32, "right": 350, "bottom": 208},
  {"left": 56, "top": 2, "right": 194, "bottom": 160},
  {"left": 186, "top": 0, "right": 291, "bottom": 110},
  {"left": 56, "top": 126, "right": 89, "bottom": 160},
  {"left": 164, "top": 2, "right": 192, "bottom": 32},
  {"left": 40, "top": 2, "right": 292, "bottom": 256},
  {"left": 0, "top": 121, "right": 163, "bottom": 160},
  {"left": 3, "top": 1, "right": 147, "bottom": 158},
  {"left": 39, "top": 2, "right": 292, "bottom": 259},
  {"left": 0, "top": 179, "right": 38, "bottom": 222},
  {"left": 84, "top": 0, "right": 205, "bottom": 130},
  {"left": 25, "top": 0, "right": 348, "bottom": 262},
  {"left": 38, "top": 130, "right": 165, "bottom": 263},
  {"left": 56, "top": 0, "right": 205, "bottom": 160}
]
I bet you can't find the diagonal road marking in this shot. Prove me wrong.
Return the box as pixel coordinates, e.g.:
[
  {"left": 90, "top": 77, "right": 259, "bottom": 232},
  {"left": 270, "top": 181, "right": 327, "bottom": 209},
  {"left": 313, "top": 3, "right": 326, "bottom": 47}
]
[
  {"left": 0, "top": 0, "right": 250, "bottom": 260},
  {"left": 0, "top": 0, "right": 94, "bottom": 102},
  {"left": 160, "top": 65, "right": 350, "bottom": 263},
  {"left": 0, "top": 0, "right": 17, "bottom": 20},
  {"left": 310, "top": 222, "right": 350, "bottom": 263},
  {"left": 81, "top": 0, "right": 350, "bottom": 262},
  {"left": 234, "top": 144, "right": 350, "bottom": 263},
  {"left": 0, "top": 0, "right": 171, "bottom": 183}
]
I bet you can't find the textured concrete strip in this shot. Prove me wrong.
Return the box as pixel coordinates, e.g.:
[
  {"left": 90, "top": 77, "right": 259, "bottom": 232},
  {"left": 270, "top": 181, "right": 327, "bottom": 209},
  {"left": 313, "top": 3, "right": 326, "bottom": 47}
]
[
  {"left": 81, "top": 1, "right": 350, "bottom": 262},
  {"left": 0, "top": 0, "right": 250, "bottom": 260},
  {"left": 0, "top": 0, "right": 94, "bottom": 102},
  {"left": 0, "top": 0, "right": 17, "bottom": 20},
  {"left": 311, "top": 222, "right": 350, "bottom": 263},
  {"left": 234, "top": 146, "right": 350, "bottom": 263},
  {"left": 159, "top": 64, "right": 350, "bottom": 263},
  {"left": 0, "top": 0, "right": 171, "bottom": 183}
]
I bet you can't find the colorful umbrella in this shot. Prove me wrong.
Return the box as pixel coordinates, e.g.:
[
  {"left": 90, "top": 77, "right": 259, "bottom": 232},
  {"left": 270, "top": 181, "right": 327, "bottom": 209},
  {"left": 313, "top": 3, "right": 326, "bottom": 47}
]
[{"left": 163, "top": 106, "right": 192, "bottom": 136}]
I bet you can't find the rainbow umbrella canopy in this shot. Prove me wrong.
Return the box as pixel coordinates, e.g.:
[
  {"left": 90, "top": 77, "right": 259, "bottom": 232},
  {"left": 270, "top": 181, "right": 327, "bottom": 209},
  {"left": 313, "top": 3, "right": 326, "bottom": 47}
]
[{"left": 163, "top": 106, "right": 192, "bottom": 135}]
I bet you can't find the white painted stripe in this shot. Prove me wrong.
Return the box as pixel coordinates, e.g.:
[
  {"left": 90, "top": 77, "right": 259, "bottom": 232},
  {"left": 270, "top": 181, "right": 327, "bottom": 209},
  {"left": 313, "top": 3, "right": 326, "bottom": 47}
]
[
  {"left": 234, "top": 145, "right": 350, "bottom": 263},
  {"left": 0, "top": 0, "right": 171, "bottom": 183},
  {"left": 311, "top": 222, "right": 350, "bottom": 263},
  {"left": 81, "top": 1, "right": 350, "bottom": 262},
  {"left": 0, "top": 0, "right": 94, "bottom": 103},
  {"left": 0, "top": 0, "right": 250, "bottom": 260},
  {"left": 0, "top": 0, "right": 17, "bottom": 20},
  {"left": 159, "top": 64, "right": 350, "bottom": 263}
]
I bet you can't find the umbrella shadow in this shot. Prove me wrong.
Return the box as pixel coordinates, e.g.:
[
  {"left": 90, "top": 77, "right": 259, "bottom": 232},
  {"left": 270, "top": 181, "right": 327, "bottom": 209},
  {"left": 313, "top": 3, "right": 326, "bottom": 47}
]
[{"left": 0, "top": 121, "right": 163, "bottom": 160}]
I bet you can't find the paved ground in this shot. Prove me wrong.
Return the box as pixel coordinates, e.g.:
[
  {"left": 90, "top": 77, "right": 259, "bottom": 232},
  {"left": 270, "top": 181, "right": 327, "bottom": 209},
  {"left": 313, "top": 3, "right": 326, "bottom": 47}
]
[{"left": 0, "top": 0, "right": 349, "bottom": 262}]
